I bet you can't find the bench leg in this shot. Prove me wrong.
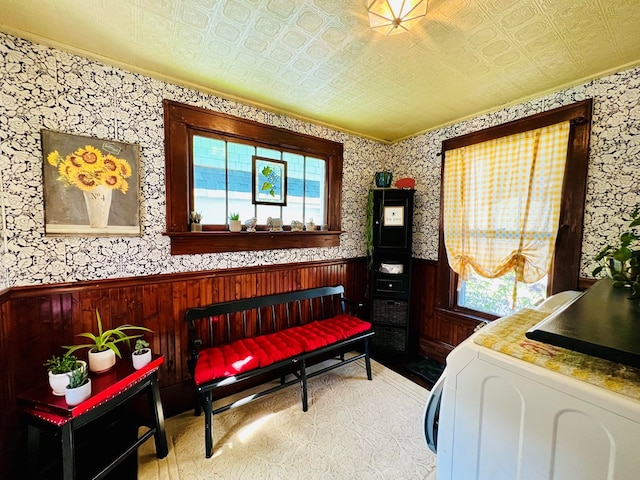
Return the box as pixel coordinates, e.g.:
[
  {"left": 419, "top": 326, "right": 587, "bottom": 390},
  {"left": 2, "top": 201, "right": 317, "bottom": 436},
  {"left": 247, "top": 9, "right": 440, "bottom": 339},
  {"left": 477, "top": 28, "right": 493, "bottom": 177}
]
[
  {"left": 194, "top": 394, "right": 203, "bottom": 417},
  {"left": 300, "top": 359, "right": 308, "bottom": 412},
  {"left": 364, "top": 338, "right": 373, "bottom": 381},
  {"left": 203, "top": 391, "right": 214, "bottom": 458}
]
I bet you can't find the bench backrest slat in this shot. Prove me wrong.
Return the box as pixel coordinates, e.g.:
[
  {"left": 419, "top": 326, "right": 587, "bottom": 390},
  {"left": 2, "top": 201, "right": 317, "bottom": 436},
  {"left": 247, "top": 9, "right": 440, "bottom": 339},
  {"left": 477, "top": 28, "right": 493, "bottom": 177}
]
[
  {"left": 208, "top": 316, "right": 215, "bottom": 346},
  {"left": 242, "top": 310, "right": 247, "bottom": 337},
  {"left": 186, "top": 286, "right": 348, "bottom": 349},
  {"left": 267, "top": 305, "right": 273, "bottom": 332},
  {"left": 285, "top": 303, "right": 290, "bottom": 328}
]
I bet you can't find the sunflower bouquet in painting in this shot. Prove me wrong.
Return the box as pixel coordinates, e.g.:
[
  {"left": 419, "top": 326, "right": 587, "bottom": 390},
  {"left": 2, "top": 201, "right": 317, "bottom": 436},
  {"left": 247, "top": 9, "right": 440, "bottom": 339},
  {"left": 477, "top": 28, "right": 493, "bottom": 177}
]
[{"left": 47, "top": 145, "right": 132, "bottom": 194}]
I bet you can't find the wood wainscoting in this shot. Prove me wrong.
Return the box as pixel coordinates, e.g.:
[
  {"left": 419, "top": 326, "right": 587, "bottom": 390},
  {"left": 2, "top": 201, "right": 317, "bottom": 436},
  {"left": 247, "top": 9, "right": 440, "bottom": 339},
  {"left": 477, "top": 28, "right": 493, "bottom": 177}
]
[
  {"left": 0, "top": 258, "right": 367, "bottom": 479},
  {"left": 412, "top": 258, "right": 597, "bottom": 365}
]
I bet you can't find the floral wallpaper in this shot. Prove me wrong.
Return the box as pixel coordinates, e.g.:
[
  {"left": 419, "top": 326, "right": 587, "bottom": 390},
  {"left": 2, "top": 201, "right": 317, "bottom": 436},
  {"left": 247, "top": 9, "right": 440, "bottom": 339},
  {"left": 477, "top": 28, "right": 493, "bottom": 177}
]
[
  {"left": 392, "top": 68, "right": 640, "bottom": 278},
  {"left": 0, "top": 31, "right": 639, "bottom": 289},
  {"left": 0, "top": 32, "right": 382, "bottom": 288}
]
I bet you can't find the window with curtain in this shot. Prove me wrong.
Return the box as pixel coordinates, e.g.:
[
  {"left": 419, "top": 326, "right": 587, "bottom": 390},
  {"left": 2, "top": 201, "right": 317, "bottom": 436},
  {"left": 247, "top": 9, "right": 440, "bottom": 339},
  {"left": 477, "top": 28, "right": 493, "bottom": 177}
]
[
  {"left": 436, "top": 99, "right": 592, "bottom": 321},
  {"left": 443, "top": 122, "right": 570, "bottom": 315}
]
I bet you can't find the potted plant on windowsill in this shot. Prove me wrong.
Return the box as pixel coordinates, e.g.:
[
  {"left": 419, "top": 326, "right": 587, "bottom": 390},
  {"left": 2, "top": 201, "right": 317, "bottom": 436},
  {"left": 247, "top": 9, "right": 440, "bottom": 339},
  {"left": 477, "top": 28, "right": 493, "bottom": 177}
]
[
  {"left": 228, "top": 212, "right": 242, "bottom": 232},
  {"left": 131, "top": 339, "right": 152, "bottom": 370},
  {"left": 592, "top": 205, "right": 640, "bottom": 298},
  {"left": 65, "top": 367, "right": 92, "bottom": 406},
  {"left": 64, "top": 309, "right": 153, "bottom": 373},
  {"left": 44, "top": 353, "right": 86, "bottom": 396}
]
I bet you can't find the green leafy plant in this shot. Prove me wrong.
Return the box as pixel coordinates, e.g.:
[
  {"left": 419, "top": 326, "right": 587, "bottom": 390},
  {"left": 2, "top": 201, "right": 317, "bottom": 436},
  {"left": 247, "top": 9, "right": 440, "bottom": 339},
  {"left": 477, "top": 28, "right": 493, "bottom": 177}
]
[
  {"left": 190, "top": 211, "right": 202, "bottom": 223},
  {"left": 228, "top": 212, "right": 240, "bottom": 221},
  {"left": 365, "top": 189, "right": 375, "bottom": 270},
  {"left": 133, "top": 339, "right": 150, "bottom": 355},
  {"left": 67, "top": 366, "right": 89, "bottom": 389},
  {"left": 63, "top": 309, "right": 153, "bottom": 359},
  {"left": 44, "top": 353, "right": 81, "bottom": 374},
  {"left": 592, "top": 205, "right": 640, "bottom": 298}
]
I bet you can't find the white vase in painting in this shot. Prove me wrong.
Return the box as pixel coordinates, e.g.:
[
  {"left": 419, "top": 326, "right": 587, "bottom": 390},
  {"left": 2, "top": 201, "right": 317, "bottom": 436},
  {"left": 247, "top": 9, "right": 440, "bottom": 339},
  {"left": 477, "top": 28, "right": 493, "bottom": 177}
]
[{"left": 83, "top": 184, "right": 113, "bottom": 228}]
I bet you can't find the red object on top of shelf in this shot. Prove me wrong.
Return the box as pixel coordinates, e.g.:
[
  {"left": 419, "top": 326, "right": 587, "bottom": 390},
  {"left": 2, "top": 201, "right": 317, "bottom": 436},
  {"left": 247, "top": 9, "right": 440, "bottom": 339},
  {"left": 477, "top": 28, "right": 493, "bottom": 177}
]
[{"left": 395, "top": 177, "right": 415, "bottom": 189}]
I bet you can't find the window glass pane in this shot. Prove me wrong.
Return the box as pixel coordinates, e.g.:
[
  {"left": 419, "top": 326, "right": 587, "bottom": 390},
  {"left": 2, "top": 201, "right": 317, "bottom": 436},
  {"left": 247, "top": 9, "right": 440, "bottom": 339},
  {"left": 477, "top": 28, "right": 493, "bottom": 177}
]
[
  {"left": 283, "top": 152, "right": 304, "bottom": 224},
  {"left": 257, "top": 204, "right": 282, "bottom": 223},
  {"left": 305, "top": 156, "right": 325, "bottom": 226},
  {"left": 256, "top": 147, "right": 281, "bottom": 160},
  {"left": 227, "top": 142, "right": 254, "bottom": 222},
  {"left": 193, "top": 136, "right": 226, "bottom": 224},
  {"left": 457, "top": 270, "right": 547, "bottom": 317}
]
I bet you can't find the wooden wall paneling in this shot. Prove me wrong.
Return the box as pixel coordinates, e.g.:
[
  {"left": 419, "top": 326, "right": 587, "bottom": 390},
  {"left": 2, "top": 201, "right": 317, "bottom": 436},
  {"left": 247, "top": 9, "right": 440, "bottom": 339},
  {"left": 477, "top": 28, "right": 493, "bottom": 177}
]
[
  {"left": 171, "top": 280, "right": 190, "bottom": 384},
  {"left": 157, "top": 281, "right": 179, "bottom": 383},
  {"left": 1, "top": 258, "right": 366, "bottom": 477},
  {"left": 141, "top": 283, "right": 163, "bottom": 377},
  {"left": 0, "top": 294, "right": 15, "bottom": 480},
  {"left": 409, "top": 259, "right": 437, "bottom": 357}
]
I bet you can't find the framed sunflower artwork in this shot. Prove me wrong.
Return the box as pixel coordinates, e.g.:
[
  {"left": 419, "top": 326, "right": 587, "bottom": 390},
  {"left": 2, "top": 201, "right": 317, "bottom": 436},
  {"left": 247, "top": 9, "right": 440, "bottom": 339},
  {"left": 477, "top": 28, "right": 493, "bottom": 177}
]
[{"left": 41, "top": 130, "right": 141, "bottom": 236}]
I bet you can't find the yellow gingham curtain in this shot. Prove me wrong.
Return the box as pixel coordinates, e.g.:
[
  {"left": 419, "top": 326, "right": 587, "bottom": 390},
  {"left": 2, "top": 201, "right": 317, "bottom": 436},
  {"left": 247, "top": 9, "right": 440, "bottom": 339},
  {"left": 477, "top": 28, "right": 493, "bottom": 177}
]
[{"left": 443, "top": 122, "right": 570, "bottom": 285}]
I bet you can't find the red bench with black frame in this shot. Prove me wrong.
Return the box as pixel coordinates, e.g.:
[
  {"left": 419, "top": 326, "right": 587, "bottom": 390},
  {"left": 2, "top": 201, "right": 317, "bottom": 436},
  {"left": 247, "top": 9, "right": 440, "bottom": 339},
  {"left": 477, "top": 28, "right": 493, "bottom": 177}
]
[{"left": 185, "top": 285, "right": 374, "bottom": 458}]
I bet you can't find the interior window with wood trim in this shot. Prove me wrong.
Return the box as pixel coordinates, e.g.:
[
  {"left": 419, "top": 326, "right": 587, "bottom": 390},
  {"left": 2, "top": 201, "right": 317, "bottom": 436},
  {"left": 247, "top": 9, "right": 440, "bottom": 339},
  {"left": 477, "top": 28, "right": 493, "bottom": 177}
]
[
  {"left": 163, "top": 100, "right": 344, "bottom": 255},
  {"left": 436, "top": 99, "right": 593, "bottom": 321}
]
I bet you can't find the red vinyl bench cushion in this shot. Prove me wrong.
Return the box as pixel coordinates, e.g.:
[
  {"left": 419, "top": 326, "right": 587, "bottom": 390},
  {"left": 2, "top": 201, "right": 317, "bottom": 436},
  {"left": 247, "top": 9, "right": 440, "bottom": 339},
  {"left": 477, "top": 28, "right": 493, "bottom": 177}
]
[{"left": 194, "top": 314, "right": 371, "bottom": 386}]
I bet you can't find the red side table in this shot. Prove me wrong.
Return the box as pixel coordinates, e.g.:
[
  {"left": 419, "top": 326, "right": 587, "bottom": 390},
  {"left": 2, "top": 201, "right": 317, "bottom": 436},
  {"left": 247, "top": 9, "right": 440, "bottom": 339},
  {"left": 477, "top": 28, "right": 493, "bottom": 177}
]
[{"left": 17, "top": 354, "right": 168, "bottom": 480}]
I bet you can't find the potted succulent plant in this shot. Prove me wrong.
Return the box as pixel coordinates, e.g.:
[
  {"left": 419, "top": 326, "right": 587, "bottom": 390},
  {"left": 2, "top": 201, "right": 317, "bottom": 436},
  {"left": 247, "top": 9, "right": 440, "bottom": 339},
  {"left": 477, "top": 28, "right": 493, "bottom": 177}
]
[
  {"left": 65, "top": 367, "right": 92, "bottom": 406},
  {"left": 44, "top": 353, "right": 86, "bottom": 396},
  {"left": 131, "top": 339, "right": 152, "bottom": 370},
  {"left": 64, "top": 309, "right": 153, "bottom": 373},
  {"left": 228, "top": 212, "right": 242, "bottom": 232},
  {"left": 592, "top": 205, "right": 640, "bottom": 298},
  {"left": 190, "top": 211, "right": 202, "bottom": 231}
]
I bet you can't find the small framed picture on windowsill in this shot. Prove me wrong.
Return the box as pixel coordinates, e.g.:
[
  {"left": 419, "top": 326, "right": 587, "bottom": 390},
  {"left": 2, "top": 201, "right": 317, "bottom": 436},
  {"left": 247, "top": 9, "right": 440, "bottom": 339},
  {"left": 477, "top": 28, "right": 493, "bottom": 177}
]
[{"left": 252, "top": 156, "right": 287, "bottom": 206}]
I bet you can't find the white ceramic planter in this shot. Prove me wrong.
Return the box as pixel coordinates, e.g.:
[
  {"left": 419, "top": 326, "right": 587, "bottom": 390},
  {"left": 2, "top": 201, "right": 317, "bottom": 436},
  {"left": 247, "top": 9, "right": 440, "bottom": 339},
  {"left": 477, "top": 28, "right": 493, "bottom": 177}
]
[
  {"left": 65, "top": 378, "right": 92, "bottom": 406},
  {"left": 48, "top": 360, "right": 87, "bottom": 396},
  {"left": 88, "top": 348, "right": 116, "bottom": 373},
  {"left": 132, "top": 348, "right": 152, "bottom": 370},
  {"left": 229, "top": 219, "right": 242, "bottom": 232}
]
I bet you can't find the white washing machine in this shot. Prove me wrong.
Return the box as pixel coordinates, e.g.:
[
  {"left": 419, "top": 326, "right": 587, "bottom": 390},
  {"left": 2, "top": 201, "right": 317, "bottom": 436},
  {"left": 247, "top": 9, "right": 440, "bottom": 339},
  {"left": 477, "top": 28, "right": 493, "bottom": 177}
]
[{"left": 424, "top": 291, "right": 640, "bottom": 480}]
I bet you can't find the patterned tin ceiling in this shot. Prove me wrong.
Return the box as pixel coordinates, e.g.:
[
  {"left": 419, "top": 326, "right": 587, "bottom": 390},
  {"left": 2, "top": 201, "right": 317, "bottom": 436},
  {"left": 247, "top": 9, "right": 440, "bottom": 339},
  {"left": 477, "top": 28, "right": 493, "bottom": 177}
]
[{"left": 2, "top": 0, "right": 640, "bottom": 143}]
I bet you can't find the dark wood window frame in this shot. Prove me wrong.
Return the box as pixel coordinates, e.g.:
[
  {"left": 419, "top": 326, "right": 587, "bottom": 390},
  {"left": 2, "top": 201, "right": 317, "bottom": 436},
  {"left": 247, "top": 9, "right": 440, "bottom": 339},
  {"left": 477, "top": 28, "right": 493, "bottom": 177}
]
[
  {"left": 436, "top": 99, "right": 593, "bottom": 323},
  {"left": 163, "top": 100, "right": 344, "bottom": 255}
]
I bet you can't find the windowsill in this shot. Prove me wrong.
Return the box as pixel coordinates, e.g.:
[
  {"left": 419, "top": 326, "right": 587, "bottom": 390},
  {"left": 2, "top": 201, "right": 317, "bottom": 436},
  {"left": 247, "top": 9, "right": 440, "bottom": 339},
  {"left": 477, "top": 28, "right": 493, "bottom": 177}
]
[{"left": 164, "top": 230, "right": 343, "bottom": 254}]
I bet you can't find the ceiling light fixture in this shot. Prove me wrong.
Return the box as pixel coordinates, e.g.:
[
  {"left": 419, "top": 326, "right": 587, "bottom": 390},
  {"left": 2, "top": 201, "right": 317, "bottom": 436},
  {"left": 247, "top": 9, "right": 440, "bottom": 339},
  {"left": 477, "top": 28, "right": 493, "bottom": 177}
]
[{"left": 367, "top": 0, "right": 427, "bottom": 36}]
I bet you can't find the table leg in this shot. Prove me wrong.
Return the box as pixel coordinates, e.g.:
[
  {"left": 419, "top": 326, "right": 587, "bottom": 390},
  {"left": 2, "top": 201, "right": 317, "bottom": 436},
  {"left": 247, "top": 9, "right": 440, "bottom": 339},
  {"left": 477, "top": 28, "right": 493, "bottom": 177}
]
[
  {"left": 148, "top": 373, "right": 168, "bottom": 458},
  {"left": 61, "top": 422, "right": 75, "bottom": 480},
  {"left": 26, "top": 423, "right": 41, "bottom": 479}
]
